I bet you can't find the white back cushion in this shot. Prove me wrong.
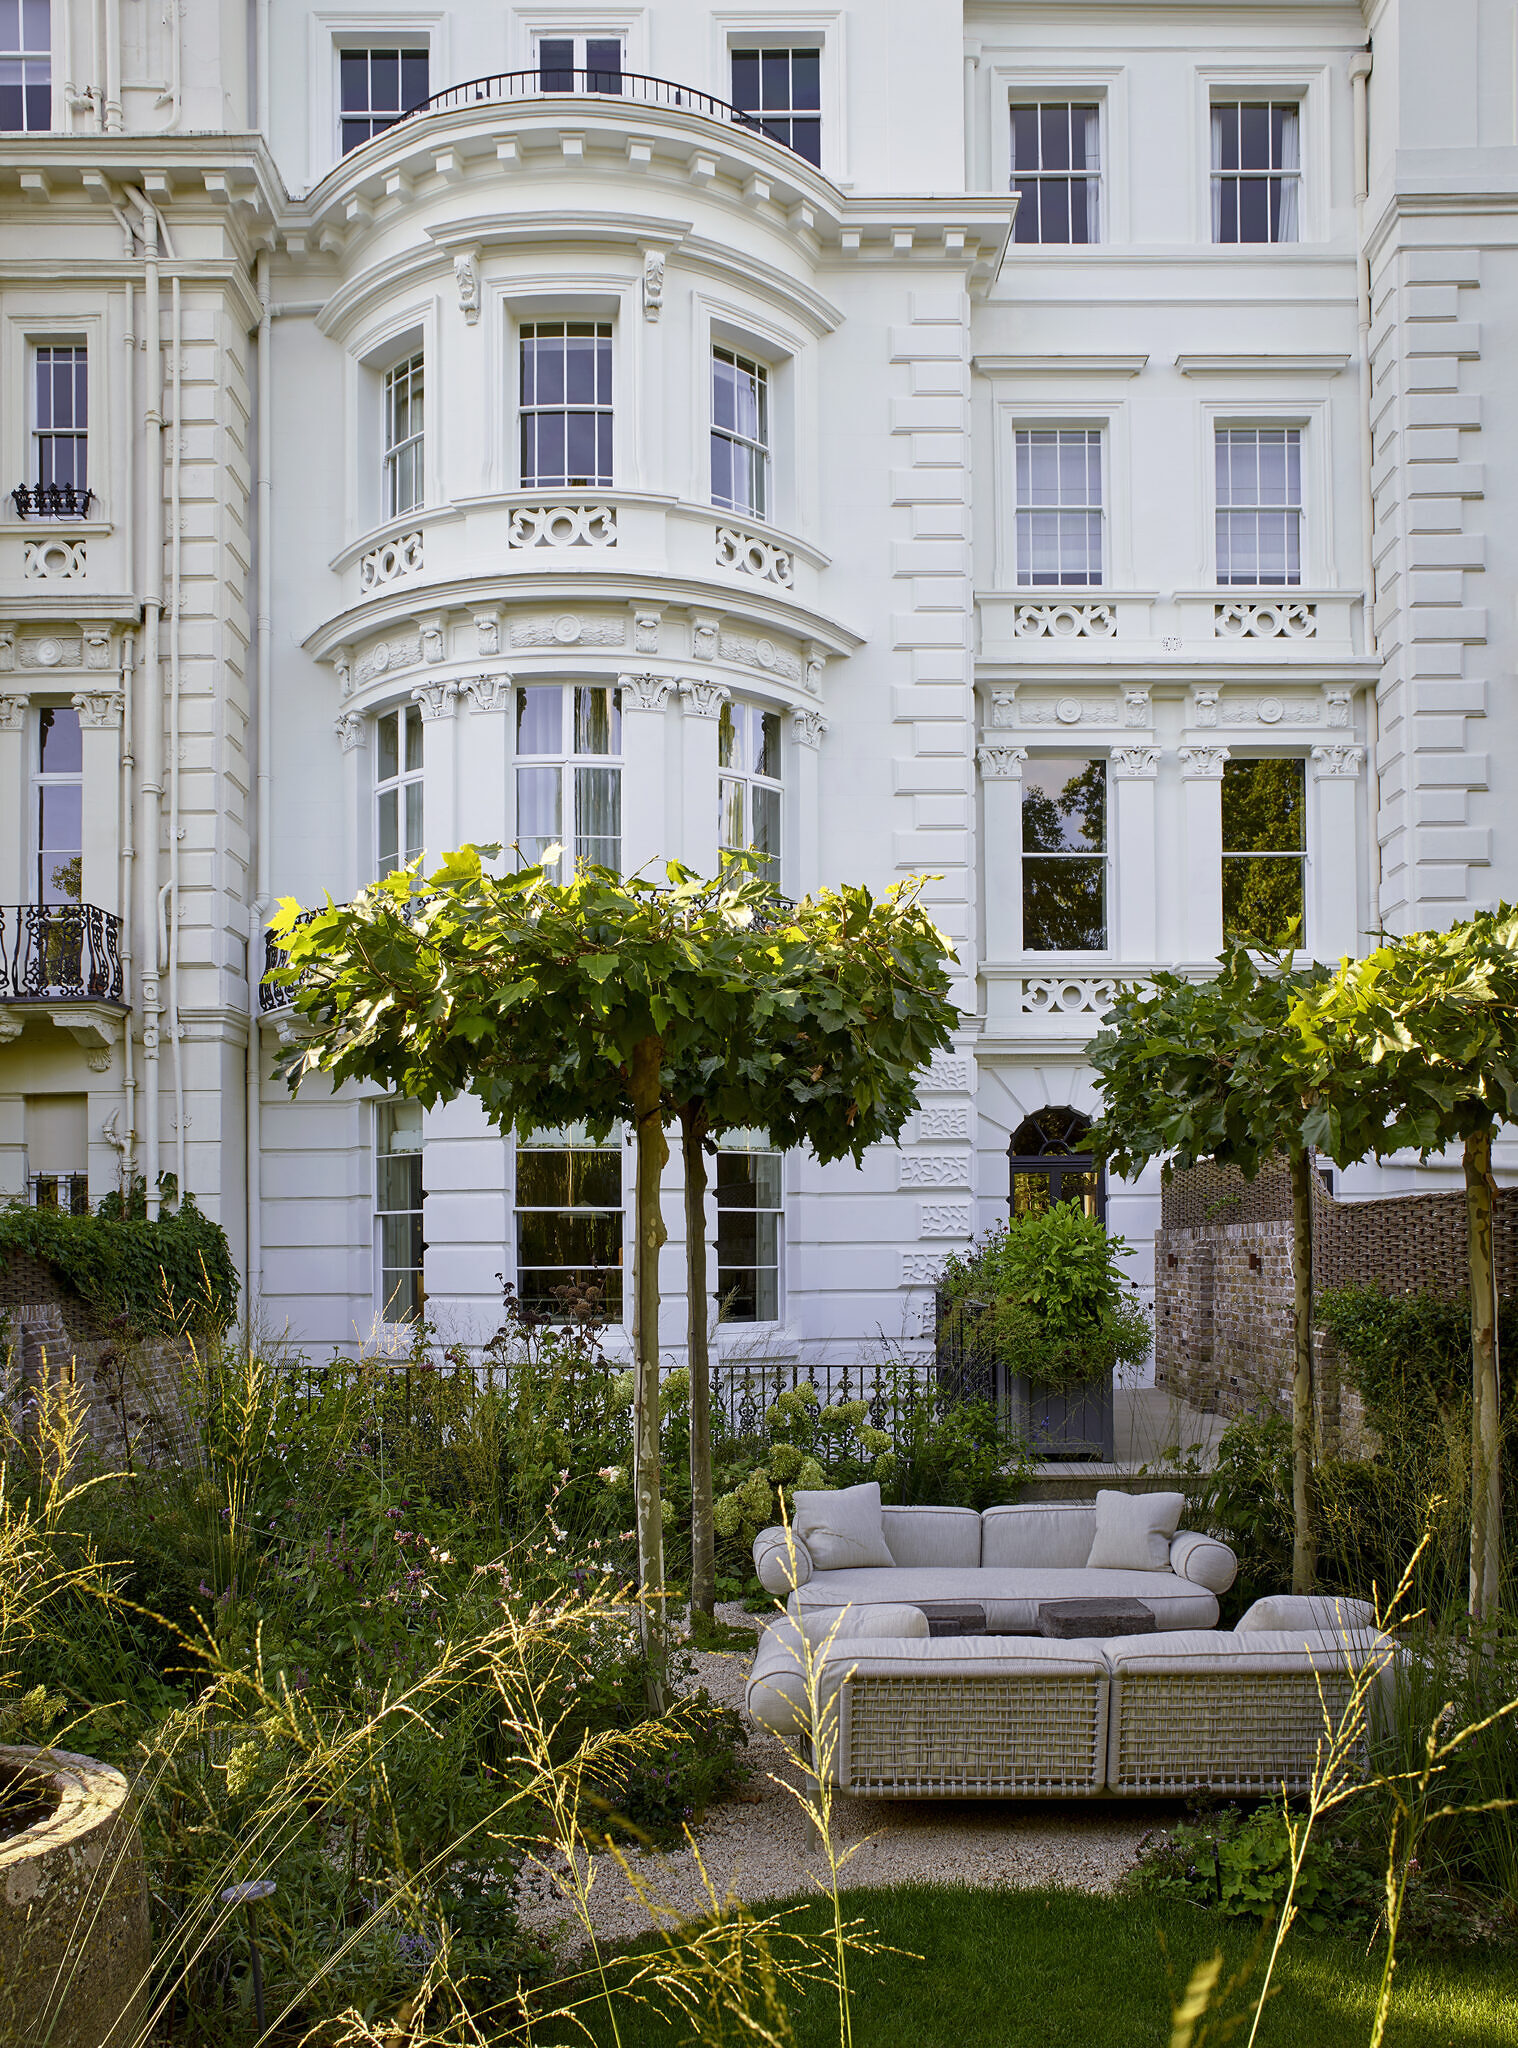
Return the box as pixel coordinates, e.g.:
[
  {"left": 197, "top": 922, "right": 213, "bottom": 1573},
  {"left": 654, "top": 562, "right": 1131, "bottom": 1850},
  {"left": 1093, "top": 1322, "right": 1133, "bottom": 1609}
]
[
  {"left": 1086, "top": 1489, "right": 1186, "bottom": 1571},
  {"left": 1238, "top": 1592, "right": 1376, "bottom": 1634},
  {"left": 793, "top": 1480, "right": 896, "bottom": 1570},
  {"left": 980, "top": 1503, "right": 1096, "bottom": 1568},
  {"left": 880, "top": 1505, "right": 982, "bottom": 1568}
]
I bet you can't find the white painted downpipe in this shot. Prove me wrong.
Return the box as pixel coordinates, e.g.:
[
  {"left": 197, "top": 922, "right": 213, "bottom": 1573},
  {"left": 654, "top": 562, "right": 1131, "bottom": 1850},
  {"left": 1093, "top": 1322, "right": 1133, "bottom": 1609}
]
[
  {"left": 135, "top": 192, "right": 164, "bottom": 1217},
  {"left": 169, "top": 272, "right": 186, "bottom": 1198},
  {"left": 1350, "top": 47, "right": 1384, "bottom": 927},
  {"left": 247, "top": 248, "right": 273, "bottom": 1305}
]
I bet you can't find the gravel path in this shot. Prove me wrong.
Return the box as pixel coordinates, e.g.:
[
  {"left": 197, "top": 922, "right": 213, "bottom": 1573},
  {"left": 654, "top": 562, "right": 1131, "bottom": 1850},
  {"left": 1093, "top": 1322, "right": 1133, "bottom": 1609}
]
[{"left": 514, "top": 1606, "right": 1161, "bottom": 1953}]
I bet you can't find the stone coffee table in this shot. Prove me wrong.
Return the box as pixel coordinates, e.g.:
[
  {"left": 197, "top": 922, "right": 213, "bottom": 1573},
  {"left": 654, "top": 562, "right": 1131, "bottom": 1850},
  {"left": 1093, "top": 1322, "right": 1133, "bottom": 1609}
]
[{"left": 1036, "top": 1597, "right": 1158, "bottom": 1639}]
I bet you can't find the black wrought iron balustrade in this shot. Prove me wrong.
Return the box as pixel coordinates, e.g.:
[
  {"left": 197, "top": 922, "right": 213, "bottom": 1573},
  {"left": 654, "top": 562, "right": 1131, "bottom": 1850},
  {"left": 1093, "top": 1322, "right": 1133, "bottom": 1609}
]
[
  {"left": 260, "top": 915, "right": 321, "bottom": 1013},
  {"left": 408, "top": 66, "right": 779, "bottom": 148},
  {"left": 11, "top": 482, "right": 95, "bottom": 519},
  {"left": 0, "top": 903, "right": 123, "bottom": 1004},
  {"left": 28, "top": 1172, "right": 90, "bottom": 1216}
]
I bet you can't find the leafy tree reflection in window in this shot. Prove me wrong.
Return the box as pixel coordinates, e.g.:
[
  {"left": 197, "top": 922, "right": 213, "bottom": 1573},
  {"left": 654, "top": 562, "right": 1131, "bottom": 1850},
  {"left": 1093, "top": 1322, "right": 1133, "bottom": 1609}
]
[
  {"left": 1221, "top": 756, "right": 1305, "bottom": 948},
  {"left": 1021, "top": 755, "right": 1107, "bottom": 951},
  {"left": 515, "top": 1127, "right": 624, "bottom": 1318}
]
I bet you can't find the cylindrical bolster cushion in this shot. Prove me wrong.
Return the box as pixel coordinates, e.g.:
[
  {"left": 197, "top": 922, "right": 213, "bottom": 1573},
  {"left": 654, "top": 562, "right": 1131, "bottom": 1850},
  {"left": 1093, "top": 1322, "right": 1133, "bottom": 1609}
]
[
  {"left": 1237, "top": 1592, "right": 1376, "bottom": 1635},
  {"left": 744, "top": 1605, "right": 929, "bottom": 1742},
  {"left": 1169, "top": 1530, "right": 1238, "bottom": 1594},
  {"left": 754, "top": 1525, "right": 814, "bottom": 1593}
]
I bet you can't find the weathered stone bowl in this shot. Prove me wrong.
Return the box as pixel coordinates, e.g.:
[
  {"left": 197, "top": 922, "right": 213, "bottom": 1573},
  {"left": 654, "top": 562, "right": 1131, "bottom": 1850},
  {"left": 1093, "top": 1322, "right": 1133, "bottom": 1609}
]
[{"left": 0, "top": 1744, "right": 150, "bottom": 2048}]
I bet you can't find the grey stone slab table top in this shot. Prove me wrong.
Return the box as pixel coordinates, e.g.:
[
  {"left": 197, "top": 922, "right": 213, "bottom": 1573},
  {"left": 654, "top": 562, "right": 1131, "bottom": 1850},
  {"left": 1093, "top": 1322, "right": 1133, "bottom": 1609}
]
[
  {"left": 913, "top": 1602, "right": 988, "bottom": 1638},
  {"left": 1037, "top": 1597, "right": 1158, "bottom": 1639}
]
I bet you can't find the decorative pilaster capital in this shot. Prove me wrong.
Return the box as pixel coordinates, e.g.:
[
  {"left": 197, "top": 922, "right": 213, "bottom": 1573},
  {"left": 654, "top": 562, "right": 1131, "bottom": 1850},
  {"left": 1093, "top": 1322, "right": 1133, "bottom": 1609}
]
[
  {"left": 72, "top": 689, "right": 124, "bottom": 729},
  {"left": 976, "top": 742, "right": 1027, "bottom": 780},
  {"left": 680, "top": 678, "right": 728, "bottom": 720},
  {"left": 411, "top": 679, "right": 458, "bottom": 722},
  {"left": 1111, "top": 745, "right": 1161, "bottom": 780},
  {"left": 0, "top": 694, "right": 27, "bottom": 731},
  {"left": 642, "top": 248, "right": 665, "bottom": 321},
  {"left": 791, "top": 706, "right": 828, "bottom": 749},
  {"left": 619, "top": 673, "right": 673, "bottom": 713},
  {"left": 1179, "top": 744, "right": 1230, "bottom": 779},
  {"left": 1311, "top": 743, "right": 1365, "bottom": 780},
  {"left": 463, "top": 673, "right": 512, "bottom": 713},
  {"left": 334, "top": 710, "right": 366, "bottom": 751}
]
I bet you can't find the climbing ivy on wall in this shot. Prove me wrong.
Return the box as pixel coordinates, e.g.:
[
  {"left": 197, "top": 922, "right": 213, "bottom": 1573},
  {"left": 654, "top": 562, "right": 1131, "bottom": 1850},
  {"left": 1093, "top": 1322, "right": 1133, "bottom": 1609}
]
[{"left": 0, "top": 1194, "right": 238, "bottom": 1335}]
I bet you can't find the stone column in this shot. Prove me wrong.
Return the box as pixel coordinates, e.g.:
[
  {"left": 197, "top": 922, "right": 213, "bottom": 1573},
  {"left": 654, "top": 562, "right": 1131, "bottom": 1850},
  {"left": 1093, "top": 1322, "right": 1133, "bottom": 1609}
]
[
  {"left": 0, "top": 694, "right": 28, "bottom": 902},
  {"left": 1110, "top": 745, "right": 1161, "bottom": 962},
  {"left": 411, "top": 680, "right": 459, "bottom": 862},
  {"left": 73, "top": 689, "right": 125, "bottom": 914},
  {"left": 1310, "top": 744, "right": 1366, "bottom": 961},
  {"left": 333, "top": 711, "right": 367, "bottom": 899},
  {"left": 976, "top": 743, "right": 1026, "bottom": 960},
  {"left": 458, "top": 673, "right": 512, "bottom": 855},
  {"left": 1179, "top": 745, "right": 1229, "bottom": 962},
  {"left": 790, "top": 707, "right": 828, "bottom": 897},
  {"left": 618, "top": 674, "right": 673, "bottom": 879},
  {"left": 679, "top": 679, "right": 727, "bottom": 874}
]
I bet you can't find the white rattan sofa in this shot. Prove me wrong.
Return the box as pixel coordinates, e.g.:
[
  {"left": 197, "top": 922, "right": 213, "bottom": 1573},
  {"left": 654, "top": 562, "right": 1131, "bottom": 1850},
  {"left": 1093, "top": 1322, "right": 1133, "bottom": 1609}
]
[
  {"left": 753, "top": 1499, "right": 1239, "bottom": 1632},
  {"left": 745, "top": 1596, "right": 1393, "bottom": 1801}
]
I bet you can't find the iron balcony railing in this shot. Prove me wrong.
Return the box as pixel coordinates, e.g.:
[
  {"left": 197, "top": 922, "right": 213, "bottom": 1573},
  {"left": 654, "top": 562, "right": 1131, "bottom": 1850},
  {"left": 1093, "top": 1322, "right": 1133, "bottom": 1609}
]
[
  {"left": 407, "top": 66, "right": 791, "bottom": 153},
  {"left": 11, "top": 482, "right": 95, "bottom": 519},
  {"left": 260, "top": 915, "right": 321, "bottom": 1014},
  {"left": 0, "top": 903, "right": 124, "bottom": 1004},
  {"left": 28, "top": 1172, "right": 90, "bottom": 1216}
]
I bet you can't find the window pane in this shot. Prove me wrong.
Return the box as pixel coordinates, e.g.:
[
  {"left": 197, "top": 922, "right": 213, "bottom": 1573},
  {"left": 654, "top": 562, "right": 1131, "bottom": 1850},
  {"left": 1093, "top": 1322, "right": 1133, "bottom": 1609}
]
[
  {"left": 751, "top": 785, "right": 781, "bottom": 865},
  {"left": 516, "top": 765, "right": 561, "bottom": 852},
  {"left": 38, "top": 705, "right": 81, "bottom": 774},
  {"left": 574, "top": 766, "right": 621, "bottom": 868},
  {"left": 574, "top": 684, "right": 617, "bottom": 756},
  {"left": 1222, "top": 757, "right": 1304, "bottom": 853},
  {"left": 717, "top": 700, "right": 737, "bottom": 769},
  {"left": 731, "top": 51, "right": 759, "bottom": 109},
  {"left": 718, "top": 776, "right": 745, "bottom": 853},
  {"left": 377, "top": 788, "right": 398, "bottom": 874},
  {"left": 517, "top": 685, "right": 561, "bottom": 755},
  {"left": 1022, "top": 757, "right": 1105, "bottom": 852},
  {"left": 1222, "top": 856, "right": 1304, "bottom": 948},
  {"left": 1022, "top": 855, "right": 1106, "bottom": 951},
  {"left": 756, "top": 709, "right": 781, "bottom": 779},
  {"left": 403, "top": 781, "right": 423, "bottom": 866}
]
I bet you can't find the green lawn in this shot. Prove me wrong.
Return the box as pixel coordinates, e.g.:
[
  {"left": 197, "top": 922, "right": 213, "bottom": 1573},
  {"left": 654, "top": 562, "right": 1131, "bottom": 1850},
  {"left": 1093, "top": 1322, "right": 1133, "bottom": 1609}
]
[{"left": 554, "top": 1884, "right": 1518, "bottom": 2048}]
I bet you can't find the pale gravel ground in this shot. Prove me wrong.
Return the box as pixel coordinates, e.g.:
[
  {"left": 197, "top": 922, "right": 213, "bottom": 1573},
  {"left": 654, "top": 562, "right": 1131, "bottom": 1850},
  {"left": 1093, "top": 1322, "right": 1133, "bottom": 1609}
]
[{"left": 514, "top": 1604, "right": 1161, "bottom": 1952}]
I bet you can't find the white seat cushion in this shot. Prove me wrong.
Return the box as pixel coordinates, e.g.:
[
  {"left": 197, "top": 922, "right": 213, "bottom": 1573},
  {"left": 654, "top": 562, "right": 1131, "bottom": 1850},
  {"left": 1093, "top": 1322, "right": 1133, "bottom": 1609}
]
[
  {"left": 880, "top": 1504, "right": 982, "bottom": 1567},
  {"left": 791, "top": 1565, "right": 1219, "bottom": 1633}
]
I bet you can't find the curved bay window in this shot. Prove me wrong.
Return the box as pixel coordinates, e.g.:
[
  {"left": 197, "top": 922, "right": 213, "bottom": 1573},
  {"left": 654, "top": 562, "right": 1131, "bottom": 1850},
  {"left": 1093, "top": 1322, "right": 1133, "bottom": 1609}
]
[{"left": 1009, "top": 1106, "right": 1104, "bottom": 1222}]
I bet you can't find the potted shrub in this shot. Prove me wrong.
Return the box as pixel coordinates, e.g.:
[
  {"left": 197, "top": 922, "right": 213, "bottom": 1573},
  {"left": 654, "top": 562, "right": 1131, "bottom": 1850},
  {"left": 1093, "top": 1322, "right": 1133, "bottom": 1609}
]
[{"left": 934, "top": 1205, "right": 1152, "bottom": 1460}]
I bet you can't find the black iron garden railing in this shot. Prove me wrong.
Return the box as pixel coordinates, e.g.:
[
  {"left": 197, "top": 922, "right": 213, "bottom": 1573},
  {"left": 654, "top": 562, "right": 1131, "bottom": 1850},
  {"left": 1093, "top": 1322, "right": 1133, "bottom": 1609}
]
[
  {"left": 11, "top": 482, "right": 95, "bottom": 519},
  {"left": 28, "top": 1172, "right": 90, "bottom": 1216},
  {"left": 407, "top": 66, "right": 782, "bottom": 149},
  {"left": 0, "top": 903, "right": 124, "bottom": 1003}
]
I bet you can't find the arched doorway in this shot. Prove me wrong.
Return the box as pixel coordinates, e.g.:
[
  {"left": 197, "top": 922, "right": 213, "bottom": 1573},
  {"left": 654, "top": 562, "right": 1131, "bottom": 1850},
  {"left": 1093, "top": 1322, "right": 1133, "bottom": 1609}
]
[{"left": 1008, "top": 1105, "right": 1105, "bottom": 1224}]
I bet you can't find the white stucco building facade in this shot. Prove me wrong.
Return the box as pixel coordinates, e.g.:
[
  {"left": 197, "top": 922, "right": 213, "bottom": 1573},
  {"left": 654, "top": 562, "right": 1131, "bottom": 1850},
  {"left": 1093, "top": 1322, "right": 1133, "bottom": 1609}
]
[{"left": 0, "top": 0, "right": 1510, "bottom": 1367}]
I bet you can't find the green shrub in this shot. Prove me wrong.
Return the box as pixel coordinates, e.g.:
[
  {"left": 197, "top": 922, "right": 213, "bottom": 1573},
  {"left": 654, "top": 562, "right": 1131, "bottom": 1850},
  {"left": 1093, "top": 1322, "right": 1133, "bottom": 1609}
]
[
  {"left": 0, "top": 1190, "right": 237, "bottom": 1334},
  {"left": 1317, "top": 1285, "right": 1518, "bottom": 1440}
]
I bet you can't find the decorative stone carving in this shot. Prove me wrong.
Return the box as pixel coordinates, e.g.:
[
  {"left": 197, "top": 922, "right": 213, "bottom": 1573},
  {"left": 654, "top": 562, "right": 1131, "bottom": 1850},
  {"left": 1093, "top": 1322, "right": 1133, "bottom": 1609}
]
[
  {"left": 989, "top": 690, "right": 1016, "bottom": 730},
  {"left": 1324, "top": 686, "right": 1352, "bottom": 729},
  {"left": 1179, "top": 745, "right": 1230, "bottom": 778},
  {"left": 899, "top": 1153, "right": 970, "bottom": 1189},
  {"left": 1220, "top": 695, "right": 1321, "bottom": 728},
  {"left": 71, "top": 689, "right": 123, "bottom": 729},
  {"left": 923, "top": 1054, "right": 970, "bottom": 1092},
  {"left": 333, "top": 711, "right": 366, "bottom": 751},
  {"left": 919, "top": 1202, "right": 973, "bottom": 1237},
  {"left": 508, "top": 503, "right": 617, "bottom": 548},
  {"left": 681, "top": 679, "right": 728, "bottom": 719},
  {"left": 634, "top": 611, "right": 661, "bottom": 654},
  {"left": 411, "top": 679, "right": 459, "bottom": 721},
  {"left": 23, "top": 538, "right": 87, "bottom": 579},
  {"left": 642, "top": 249, "right": 665, "bottom": 321},
  {"left": 1190, "top": 687, "right": 1220, "bottom": 728},
  {"left": 918, "top": 1106, "right": 970, "bottom": 1140},
  {"left": 333, "top": 647, "right": 352, "bottom": 697},
  {"left": 692, "top": 617, "right": 720, "bottom": 660},
  {"left": 804, "top": 647, "right": 826, "bottom": 696},
  {"left": 356, "top": 635, "right": 422, "bottom": 687},
  {"left": 453, "top": 247, "right": 480, "bottom": 324},
  {"left": 419, "top": 619, "right": 445, "bottom": 665},
  {"left": 976, "top": 743, "right": 1026, "bottom": 780},
  {"left": 715, "top": 525, "right": 794, "bottom": 587},
  {"left": 0, "top": 631, "right": 13, "bottom": 672},
  {"left": 901, "top": 1250, "right": 950, "bottom": 1287},
  {"left": 1215, "top": 599, "right": 1318, "bottom": 639},
  {"left": 1018, "top": 696, "right": 1119, "bottom": 726},
  {"left": 359, "top": 531, "right": 423, "bottom": 590},
  {"left": 1311, "top": 743, "right": 1365, "bottom": 779},
  {"left": 510, "top": 614, "right": 626, "bottom": 649},
  {"left": 83, "top": 630, "right": 112, "bottom": 671},
  {"left": 474, "top": 611, "right": 500, "bottom": 657},
  {"left": 1111, "top": 746, "right": 1161, "bottom": 778},
  {"left": 1020, "top": 976, "right": 1122, "bottom": 1017},
  {"left": 719, "top": 630, "right": 802, "bottom": 682},
  {"left": 791, "top": 707, "right": 828, "bottom": 749},
  {"left": 1123, "top": 688, "right": 1151, "bottom": 728},
  {"left": 1012, "top": 601, "right": 1116, "bottom": 639},
  {"left": 0, "top": 694, "right": 26, "bottom": 730},
  {"left": 22, "top": 636, "right": 81, "bottom": 668},
  {"left": 462, "top": 674, "right": 512, "bottom": 713},
  {"left": 620, "top": 674, "right": 672, "bottom": 712}
]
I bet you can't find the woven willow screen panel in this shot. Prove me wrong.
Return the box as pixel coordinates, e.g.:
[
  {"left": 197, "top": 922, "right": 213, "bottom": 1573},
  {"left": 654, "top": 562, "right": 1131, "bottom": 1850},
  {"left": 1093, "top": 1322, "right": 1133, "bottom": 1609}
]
[
  {"left": 1109, "top": 1671, "right": 1358, "bottom": 1797},
  {"left": 844, "top": 1673, "right": 1106, "bottom": 1796}
]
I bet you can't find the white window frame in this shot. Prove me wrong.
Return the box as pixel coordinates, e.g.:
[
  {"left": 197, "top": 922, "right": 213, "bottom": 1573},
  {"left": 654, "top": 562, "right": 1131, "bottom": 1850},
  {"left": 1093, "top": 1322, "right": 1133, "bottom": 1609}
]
[
  {"left": 1013, "top": 425, "right": 1105, "bottom": 589},
  {"left": 30, "top": 700, "right": 82, "bottom": 906},
  {"left": 1220, "top": 752, "right": 1309, "bottom": 951},
  {"left": 1008, "top": 100, "right": 1103, "bottom": 246},
  {"left": 1210, "top": 98, "right": 1301, "bottom": 246},
  {"left": 517, "top": 318, "right": 615, "bottom": 491},
  {"left": 698, "top": 298, "right": 806, "bottom": 534},
  {"left": 27, "top": 335, "right": 90, "bottom": 513},
  {"left": 0, "top": 0, "right": 51, "bottom": 134},
  {"left": 374, "top": 701, "right": 424, "bottom": 879},
  {"left": 711, "top": 344, "right": 771, "bottom": 519},
  {"left": 308, "top": 14, "right": 446, "bottom": 183},
  {"left": 381, "top": 348, "right": 424, "bottom": 518},
  {"left": 374, "top": 1097, "right": 425, "bottom": 1326},
  {"left": 513, "top": 682, "right": 623, "bottom": 878},
  {"left": 1192, "top": 66, "right": 1328, "bottom": 246},
  {"left": 511, "top": 9, "right": 647, "bottom": 75},
  {"left": 529, "top": 28, "right": 627, "bottom": 92},
  {"left": 714, "top": 1129, "right": 784, "bottom": 1327},
  {"left": 1201, "top": 399, "right": 1329, "bottom": 589},
  {"left": 986, "top": 64, "right": 1123, "bottom": 240},
  {"left": 711, "top": 12, "right": 845, "bottom": 182},
  {"left": 350, "top": 307, "right": 433, "bottom": 542},
  {"left": 717, "top": 697, "right": 784, "bottom": 884},
  {"left": 513, "top": 1123, "right": 627, "bottom": 1324},
  {"left": 335, "top": 40, "right": 431, "bottom": 156},
  {"left": 1018, "top": 752, "right": 1111, "bottom": 958},
  {"left": 1214, "top": 424, "right": 1303, "bottom": 589}
]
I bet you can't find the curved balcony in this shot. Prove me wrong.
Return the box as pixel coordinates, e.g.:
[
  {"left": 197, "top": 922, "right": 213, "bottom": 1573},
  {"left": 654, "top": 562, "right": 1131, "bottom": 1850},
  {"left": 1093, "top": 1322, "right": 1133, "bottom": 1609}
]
[
  {"left": 409, "top": 67, "right": 788, "bottom": 154},
  {"left": 0, "top": 903, "right": 123, "bottom": 1006}
]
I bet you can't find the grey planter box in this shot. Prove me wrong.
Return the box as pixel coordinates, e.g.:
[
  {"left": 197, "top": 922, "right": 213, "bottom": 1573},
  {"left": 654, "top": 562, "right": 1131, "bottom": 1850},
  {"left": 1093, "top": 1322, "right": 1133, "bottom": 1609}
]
[{"left": 935, "top": 1292, "right": 1115, "bottom": 1462}]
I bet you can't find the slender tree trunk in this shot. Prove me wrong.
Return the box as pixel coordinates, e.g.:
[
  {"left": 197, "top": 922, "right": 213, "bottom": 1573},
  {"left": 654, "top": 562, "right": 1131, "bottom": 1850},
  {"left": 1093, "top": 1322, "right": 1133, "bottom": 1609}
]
[
  {"left": 1289, "top": 1143, "right": 1318, "bottom": 1595},
  {"left": 1465, "top": 1126, "right": 1503, "bottom": 1622},
  {"left": 682, "top": 1105, "right": 716, "bottom": 1621},
  {"left": 629, "top": 1035, "right": 668, "bottom": 1709}
]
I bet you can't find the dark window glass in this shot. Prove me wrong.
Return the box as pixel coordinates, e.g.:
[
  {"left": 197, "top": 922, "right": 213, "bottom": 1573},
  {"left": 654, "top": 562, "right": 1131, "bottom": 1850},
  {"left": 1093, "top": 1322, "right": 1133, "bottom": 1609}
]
[
  {"left": 0, "top": 0, "right": 50, "bottom": 133},
  {"left": 538, "top": 38, "right": 573, "bottom": 91},
  {"left": 717, "top": 1146, "right": 782, "bottom": 1321},
  {"left": 515, "top": 1141, "right": 624, "bottom": 1317},
  {"left": 1221, "top": 756, "right": 1306, "bottom": 946},
  {"left": 1010, "top": 102, "right": 1100, "bottom": 245},
  {"left": 339, "top": 46, "right": 428, "bottom": 154},
  {"left": 519, "top": 321, "right": 613, "bottom": 488},
  {"left": 1020, "top": 756, "right": 1106, "bottom": 951},
  {"left": 730, "top": 46, "right": 822, "bottom": 166},
  {"left": 1211, "top": 100, "right": 1299, "bottom": 244},
  {"left": 1008, "top": 1107, "right": 1104, "bottom": 1223}
]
